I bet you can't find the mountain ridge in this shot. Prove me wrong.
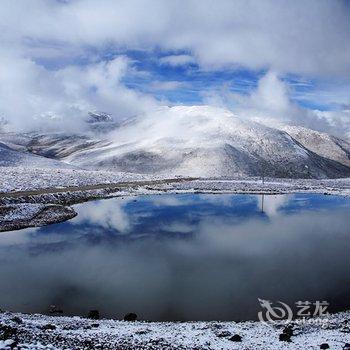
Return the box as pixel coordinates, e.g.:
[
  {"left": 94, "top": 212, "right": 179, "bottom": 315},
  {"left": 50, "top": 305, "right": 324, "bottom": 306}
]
[{"left": 0, "top": 106, "right": 349, "bottom": 179}]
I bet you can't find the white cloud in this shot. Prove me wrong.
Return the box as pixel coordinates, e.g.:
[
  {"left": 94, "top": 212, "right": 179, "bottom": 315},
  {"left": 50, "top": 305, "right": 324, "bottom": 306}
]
[
  {"left": 149, "top": 80, "right": 188, "bottom": 91},
  {"left": 0, "top": 0, "right": 349, "bottom": 134},
  {"left": 0, "top": 53, "right": 158, "bottom": 132},
  {"left": 203, "top": 71, "right": 350, "bottom": 138},
  {"left": 1, "top": 0, "right": 349, "bottom": 76},
  {"left": 159, "top": 55, "right": 195, "bottom": 67},
  {"left": 257, "top": 194, "right": 291, "bottom": 218},
  {"left": 72, "top": 198, "right": 131, "bottom": 233}
]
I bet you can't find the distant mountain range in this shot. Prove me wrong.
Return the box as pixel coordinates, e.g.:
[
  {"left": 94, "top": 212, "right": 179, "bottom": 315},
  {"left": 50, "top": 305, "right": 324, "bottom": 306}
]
[{"left": 0, "top": 106, "right": 349, "bottom": 179}]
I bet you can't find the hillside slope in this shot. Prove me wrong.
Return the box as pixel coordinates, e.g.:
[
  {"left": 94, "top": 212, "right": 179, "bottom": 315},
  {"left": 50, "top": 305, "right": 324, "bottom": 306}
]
[
  {"left": 62, "top": 106, "right": 350, "bottom": 178},
  {"left": 1, "top": 106, "right": 350, "bottom": 179},
  {"left": 0, "top": 142, "right": 75, "bottom": 169},
  {"left": 281, "top": 125, "right": 350, "bottom": 167}
]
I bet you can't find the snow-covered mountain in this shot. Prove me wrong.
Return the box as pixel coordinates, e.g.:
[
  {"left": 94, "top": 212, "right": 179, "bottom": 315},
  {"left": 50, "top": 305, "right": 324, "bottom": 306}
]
[
  {"left": 0, "top": 141, "right": 75, "bottom": 169},
  {"left": 87, "top": 111, "right": 114, "bottom": 124},
  {"left": 1, "top": 106, "right": 350, "bottom": 179},
  {"left": 280, "top": 125, "right": 350, "bottom": 168}
]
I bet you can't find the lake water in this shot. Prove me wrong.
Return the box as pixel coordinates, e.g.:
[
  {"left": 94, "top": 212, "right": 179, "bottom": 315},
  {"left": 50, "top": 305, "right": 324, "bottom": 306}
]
[{"left": 0, "top": 193, "right": 349, "bottom": 321}]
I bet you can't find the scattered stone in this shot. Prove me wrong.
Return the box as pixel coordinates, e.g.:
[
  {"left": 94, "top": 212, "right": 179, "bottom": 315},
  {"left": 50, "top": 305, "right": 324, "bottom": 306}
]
[
  {"left": 136, "top": 329, "right": 151, "bottom": 335},
  {"left": 320, "top": 343, "right": 330, "bottom": 349},
  {"left": 216, "top": 330, "right": 232, "bottom": 338},
  {"left": 88, "top": 310, "right": 100, "bottom": 320},
  {"left": 49, "top": 305, "right": 63, "bottom": 314},
  {"left": 283, "top": 325, "right": 293, "bottom": 337},
  {"left": 229, "top": 334, "right": 242, "bottom": 342},
  {"left": 0, "top": 325, "right": 17, "bottom": 340},
  {"left": 149, "top": 338, "right": 166, "bottom": 345},
  {"left": 10, "top": 316, "right": 22, "bottom": 324},
  {"left": 83, "top": 339, "right": 93, "bottom": 348},
  {"left": 124, "top": 313, "right": 137, "bottom": 321},
  {"left": 41, "top": 323, "right": 56, "bottom": 331},
  {"left": 279, "top": 333, "right": 291, "bottom": 342},
  {"left": 211, "top": 324, "right": 224, "bottom": 329}
]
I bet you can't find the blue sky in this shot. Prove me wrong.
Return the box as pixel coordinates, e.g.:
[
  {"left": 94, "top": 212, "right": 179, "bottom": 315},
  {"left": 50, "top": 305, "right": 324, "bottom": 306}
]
[{"left": 34, "top": 46, "right": 340, "bottom": 111}]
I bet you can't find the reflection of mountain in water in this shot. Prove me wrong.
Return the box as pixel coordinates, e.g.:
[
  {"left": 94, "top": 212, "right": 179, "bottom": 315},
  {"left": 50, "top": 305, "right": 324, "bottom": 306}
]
[{"left": 0, "top": 193, "right": 349, "bottom": 321}]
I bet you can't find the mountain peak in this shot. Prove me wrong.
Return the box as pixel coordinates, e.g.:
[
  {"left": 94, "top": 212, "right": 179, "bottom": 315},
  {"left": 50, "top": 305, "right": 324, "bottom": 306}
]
[{"left": 87, "top": 112, "right": 114, "bottom": 124}]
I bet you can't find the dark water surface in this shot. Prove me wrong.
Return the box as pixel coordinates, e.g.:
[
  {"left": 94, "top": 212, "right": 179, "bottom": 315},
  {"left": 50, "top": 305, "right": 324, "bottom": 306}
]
[{"left": 0, "top": 193, "right": 349, "bottom": 321}]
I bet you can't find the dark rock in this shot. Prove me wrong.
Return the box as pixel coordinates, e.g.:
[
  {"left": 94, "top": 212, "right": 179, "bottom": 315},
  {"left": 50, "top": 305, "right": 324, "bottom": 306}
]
[
  {"left": 279, "top": 333, "right": 291, "bottom": 342},
  {"left": 49, "top": 305, "right": 63, "bottom": 314},
  {"left": 216, "top": 330, "right": 232, "bottom": 338},
  {"left": 123, "top": 313, "right": 137, "bottom": 321},
  {"left": 283, "top": 325, "right": 293, "bottom": 337},
  {"left": 341, "top": 327, "right": 350, "bottom": 333},
  {"left": 149, "top": 338, "right": 166, "bottom": 345},
  {"left": 88, "top": 310, "right": 100, "bottom": 320},
  {"left": 10, "top": 317, "right": 22, "bottom": 324},
  {"left": 343, "top": 343, "right": 350, "bottom": 350},
  {"left": 0, "top": 325, "right": 17, "bottom": 340},
  {"left": 320, "top": 344, "right": 330, "bottom": 349},
  {"left": 136, "top": 329, "right": 151, "bottom": 335},
  {"left": 211, "top": 323, "right": 223, "bottom": 329},
  {"left": 83, "top": 339, "right": 93, "bottom": 348},
  {"left": 91, "top": 323, "right": 100, "bottom": 328},
  {"left": 229, "top": 334, "right": 242, "bottom": 342},
  {"left": 41, "top": 324, "right": 56, "bottom": 331}
]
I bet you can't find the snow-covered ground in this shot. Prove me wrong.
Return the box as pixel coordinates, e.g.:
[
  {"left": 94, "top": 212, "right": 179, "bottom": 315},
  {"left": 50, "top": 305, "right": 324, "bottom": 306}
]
[
  {"left": 166, "top": 177, "right": 350, "bottom": 197},
  {"left": 0, "top": 166, "right": 349, "bottom": 197},
  {"left": 0, "top": 203, "right": 76, "bottom": 232},
  {"left": 0, "top": 167, "right": 155, "bottom": 193},
  {"left": 0, "top": 311, "right": 349, "bottom": 349}
]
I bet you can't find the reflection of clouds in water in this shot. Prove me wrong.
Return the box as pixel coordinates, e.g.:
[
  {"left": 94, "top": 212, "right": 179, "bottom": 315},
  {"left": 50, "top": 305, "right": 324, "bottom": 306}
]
[
  {"left": 0, "top": 203, "right": 349, "bottom": 321},
  {"left": 198, "top": 194, "right": 249, "bottom": 207},
  {"left": 159, "top": 222, "right": 195, "bottom": 234},
  {"left": 150, "top": 193, "right": 293, "bottom": 220},
  {"left": 0, "top": 227, "right": 39, "bottom": 247},
  {"left": 72, "top": 198, "right": 131, "bottom": 233},
  {"left": 152, "top": 193, "right": 254, "bottom": 208},
  {"left": 68, "top": 194, "right": 292, "bottom": 239},
  {"left": 150, "top": 196, "right": 187, "bottom": 207},
  {"left": 257, "top": 194, "right": 291, "bottom": 217}
]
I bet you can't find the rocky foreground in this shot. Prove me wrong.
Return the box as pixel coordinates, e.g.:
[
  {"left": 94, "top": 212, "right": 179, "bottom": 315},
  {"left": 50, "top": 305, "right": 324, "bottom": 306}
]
[{"left": 0, "top": 311, "right": 350, "bottom": 349}]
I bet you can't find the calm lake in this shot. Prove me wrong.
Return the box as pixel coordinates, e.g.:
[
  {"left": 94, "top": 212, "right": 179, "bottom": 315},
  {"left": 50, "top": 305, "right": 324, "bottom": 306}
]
[{"left": 0, "top": 193, "right": 350, "bottom": 321}]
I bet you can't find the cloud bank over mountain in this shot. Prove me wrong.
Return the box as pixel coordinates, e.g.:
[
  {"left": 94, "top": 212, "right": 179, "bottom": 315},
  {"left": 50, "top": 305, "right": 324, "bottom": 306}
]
[
  {"left": 0, "top": 0, "right": 349, "bottom": 136},
  {"left": 0, "top": 54, "right": 157, "bottom": 132},
  {"left": 205, "top": 71, "right": 350, "bottom": 138}
]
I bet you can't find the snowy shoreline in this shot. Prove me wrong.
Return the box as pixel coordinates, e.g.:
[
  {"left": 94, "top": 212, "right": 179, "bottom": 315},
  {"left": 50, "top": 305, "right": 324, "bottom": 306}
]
[
  {"left": 1, "top": 168, "right": 350, "bottom": 232},
  {"left": 0, "top": 310, "right": 350, "bottom": 349}
]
